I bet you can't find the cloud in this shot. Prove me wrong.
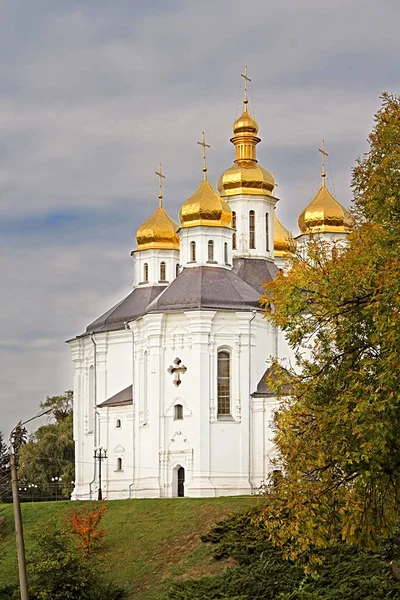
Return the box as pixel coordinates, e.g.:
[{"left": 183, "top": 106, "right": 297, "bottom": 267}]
[{"left": 1, "top": 0, "right": 399, "bottom": 433}]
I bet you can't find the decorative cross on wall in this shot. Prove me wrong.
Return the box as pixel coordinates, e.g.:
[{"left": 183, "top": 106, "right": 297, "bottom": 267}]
[{"left": 168, "top": 357, "right": 187, "bottom": 387}]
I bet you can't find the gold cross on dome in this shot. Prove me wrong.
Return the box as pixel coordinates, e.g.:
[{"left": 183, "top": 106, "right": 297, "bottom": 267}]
[
  {"left": 240, "top": 65, "right": 251, "bottom": 109},
  {"left": 197, "top": 132, "right": 210, "bottom": 181},
  {"left": 319, "top": 140, "right": 328, "bottom": 187},
  {"left": 155, "top": 163, "right": 166, "bottom": 206}
]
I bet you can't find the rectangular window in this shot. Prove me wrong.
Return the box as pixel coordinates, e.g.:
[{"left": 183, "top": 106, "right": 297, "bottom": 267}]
[
  {"left": 249, "top": 211, "right": 255, "bottom": 249},
  {"left": 232, "top": 212, "right": 237, "bottom": 250},
  {"left": 217, "top": 350, "right": 231, "bottom": 416}
]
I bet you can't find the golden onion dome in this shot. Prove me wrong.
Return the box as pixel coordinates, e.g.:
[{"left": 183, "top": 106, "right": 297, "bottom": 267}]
[
  {"left": 179, "top": 179, "right": 232, "bottom": 228},
  {"left": 274, "top": 211, "right": 296, "bottom": 256},
  {"left": 217, "top": 106, "right": 276, "bottom": 198},
  {"left": 298, "top": 183, "right": 352, "bottom": 234},
  {"left": 217, "top": 162, "right": 275, "bottom": 197},
  {"left": 233, "top": 109, "right": 259, "bottom": 135},
  {"left": 136, "top": 204, "right": 180, "bottom": 251}
]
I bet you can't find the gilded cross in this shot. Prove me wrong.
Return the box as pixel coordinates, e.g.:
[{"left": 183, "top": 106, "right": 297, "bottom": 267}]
[
  {"left": 155, "top": 163, "right": 166, "bottom": 207},
  {"left": 319, "top": 140, "right": 328, "bottom": 187},
  {"left": 240, "top": 65, "right": 251, "bottom": 108},
  {"left": 197, "top": 132, "right": 210, "bottom": 181},
  {"left": 168, "top": 357, "right": 187, "bottom": 387}
]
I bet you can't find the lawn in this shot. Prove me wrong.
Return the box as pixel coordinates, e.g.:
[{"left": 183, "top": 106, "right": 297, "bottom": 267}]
[{"left": 0, "top": 496, "right": 260, "bottom": 599}]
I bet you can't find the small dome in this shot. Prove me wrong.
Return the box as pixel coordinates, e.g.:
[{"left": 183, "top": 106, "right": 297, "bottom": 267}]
[
  {"left": 179, "top": 180, "right": 232, "bottom": 228},
  {"left": 217, "top": 104, "right": 276, "bottom": 198},
  {"left": 136, "top": 205, "right": 180, "bottom": 251},
  {"left": 274, "top": 211, "right": 296, "bottom": 256},
  {"left": 233, "top": 109, "right": 259, "bottom": 135},
  {"left": 217, "top": 162, "right": 275, "bottom": 197},
  {"left": 298, "top": 185, "right": 352, "bottom": 234}
]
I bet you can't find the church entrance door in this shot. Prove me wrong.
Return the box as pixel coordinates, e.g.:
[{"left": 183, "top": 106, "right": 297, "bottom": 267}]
[{"left": 177, "top": 467, "right": 185, "bottom": 497}]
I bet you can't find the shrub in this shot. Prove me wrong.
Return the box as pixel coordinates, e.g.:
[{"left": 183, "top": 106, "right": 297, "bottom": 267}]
[
  {"left": 163, "top": 510, "right": 400, "bottom": 600},
  {"left": 66, "top": 500, "right": 107, "bottom": 557},
  {"left": 27, "top": 519, "right": 126, "bottom": 600}
]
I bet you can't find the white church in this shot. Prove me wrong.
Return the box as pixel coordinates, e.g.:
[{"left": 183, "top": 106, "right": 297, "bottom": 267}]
[{"left": 68, "top": 73, "right": 351, "bottom": 500}]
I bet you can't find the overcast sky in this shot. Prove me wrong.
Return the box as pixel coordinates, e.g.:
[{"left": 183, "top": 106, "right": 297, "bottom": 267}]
[{"left": 1, "top": 0, "right": 399, "bottom": 435}]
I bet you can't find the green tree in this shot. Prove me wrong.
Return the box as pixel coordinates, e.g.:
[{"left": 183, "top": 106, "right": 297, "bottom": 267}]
[
  {"left": 259, "top": 93, "right": 400, "bottom": 556},
  {"left": 18, "top": 391, "right": 74, "bottom": 499},
  {"left": 0, "top": 432, "right": 11, "bottom": 503}
]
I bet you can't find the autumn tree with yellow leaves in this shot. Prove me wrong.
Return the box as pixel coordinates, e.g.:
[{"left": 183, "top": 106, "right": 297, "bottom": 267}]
[{"left": 260, "top": 93, "right": 400, "bottom": 559}]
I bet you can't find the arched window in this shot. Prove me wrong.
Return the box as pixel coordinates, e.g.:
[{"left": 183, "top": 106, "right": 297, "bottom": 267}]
[
  {"left": 208, "top": 240, "right": 214, "bottom": 262},
  {"left": 143, "top": 263, "right": 149, "bottom": 282},
  {"left": 116, "top": 458, "right": 123, "bottom": 471},
  {"left": 217, "top": 350, "right": 231, "bottom": 416},
  {"left": 190, "top": 241, "right": 196, "bottom": 262},
  {"left": 160, "top": 261, "right": 166, "bottom": 281},
  {"left": 232, "top": 211, "right": 237, "bottom": 250},
  {"left": 265, "top": 213, "right": 270, "bottom": 251},
  {"left": 174, "top": 404, "right": 183, "bottom": 420},
  {"left": 249, "top": 210, "right": 255, "bottom": 249},
  {"left": 176, "top": 263, "right": 179, "bottom": 277},
  {"left": 116, "top": 419, "right": 121, "bottom": 428},
  {"left": 224, "top": 242, "right": 228, "bottom": 265}
]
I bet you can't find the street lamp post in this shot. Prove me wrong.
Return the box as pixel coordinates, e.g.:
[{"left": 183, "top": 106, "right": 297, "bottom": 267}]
[
  {"left": 93, "top": 447, "right": 107, "bottom": 501},
  {"left": 51, "top": 476, "right": 62, "bottom": 501}
]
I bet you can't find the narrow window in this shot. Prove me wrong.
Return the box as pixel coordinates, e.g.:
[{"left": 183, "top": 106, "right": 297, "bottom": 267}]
[
  {"left": 116, "top": 458, "right": 122, "bottom": 471},
  {"left": 224, "top": 242, "right": 228, "bottom": 264},
  {"left": 190, "top": 241, "right": 196, "bottom": 262},
  {"left": 160, "top": 261, "right": 166, "bottom": 281},
  {"left": 217, "top": 350, "right": 231, "bottom": 416},
  {"left": 232, "top": 211, "right": 237, "bottom": 250},
  {"left": 249, "top": 210, "right": 255, "bottom": 249},
  {"left": 143, "top": 263, "right": 149, "bottom": 282},
  {"left": 176, "top": 263, "right": 179, "bottom": 277},
  {"left": 116, "top": 419, "right": 121, "bottom": 428},
  {"left": 174, "top": 404, "right": 183, "bottom": 420},
  {"left": 265, "top": 213, "right": 270, "bottom": 251},
  {"left": 208, "top": 240, "right": 214, "bottom": 262}
]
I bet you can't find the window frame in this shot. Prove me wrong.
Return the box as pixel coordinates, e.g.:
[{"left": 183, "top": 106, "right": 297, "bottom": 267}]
[
  {"left": 207, "top": 240, "right": 215, "bottom": 262},
  {"left": 143, "top": 263, "right": 149, "bottom": 282},
  {"left": 249, "top": 210, "right": 255, "bottom": 250},
  {"left": 217, "top": 348, "right": 232, "bottom": 417},
  {"left": 190, "top": 241, "right": 196, "bottom": 262},
  {"left": 160, "top": 261, "right": 166, "bottom": 282},
  {"left": 232, "top": 211, "right": 237, "bottom": 250},
  {"left": 265, "top": 212, "right": 270, "bottom": 252},
  {"left": 174, "top": 404, "right": 183, "bottom": 420}
]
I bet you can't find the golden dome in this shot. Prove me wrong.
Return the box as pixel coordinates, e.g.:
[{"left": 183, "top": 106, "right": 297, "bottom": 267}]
[
  {"left": 136, "top": 204, "right": 180, "bottom": 251},
  {"left": 179, "top": 179, "right": 232, "bottom": 228},
  {"left": 298, "top": 183, "right": 352, "bottom": 234},
  {"left": 217, "top": 162, "right": 275, "bottom": 197},
  {"left": 233, "top": 109, "right": 259, "bottom": 135},
  {"left": 274, "top": 211, "right": 296, "bottom": 256},
  {"left": 217, "top": 106, "right": 276, "bottom": 198}
]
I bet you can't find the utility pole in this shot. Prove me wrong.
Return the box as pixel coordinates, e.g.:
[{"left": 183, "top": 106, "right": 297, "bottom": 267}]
[
  {"left": 10, "top": 438, "right": 28, "bottom": 600},
  {"left": 9, "top": 408, "right": 52, "bottom": 600},
  {"left": 93, "top": 447, "right": 107, "bottom": 500}
]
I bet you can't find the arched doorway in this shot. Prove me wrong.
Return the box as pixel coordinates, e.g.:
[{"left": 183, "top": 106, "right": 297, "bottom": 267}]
[{"left": 177, "top": 467, "right": 185, "bottom": 497}]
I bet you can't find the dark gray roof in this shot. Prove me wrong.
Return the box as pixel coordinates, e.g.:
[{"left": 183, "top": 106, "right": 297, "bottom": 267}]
[
  {"left": 232, "top": 258, "right": 278, "bottom": 294},
  {"left": 145, "top": 266, "right": 262, "bottom": 313},
  {"left": 251, "top": 364, "right": 295, "bottom": 398},
  {"left": 98, "top": 385, "right": 133, "bottom": 408},
  {"left": 84, "top": 285, "right": 167, "bottom": 334}
]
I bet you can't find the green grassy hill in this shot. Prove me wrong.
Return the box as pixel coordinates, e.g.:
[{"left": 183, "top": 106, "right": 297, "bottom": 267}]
[{"left": 0, "top": 496, "right": 259, "bottom": 599}]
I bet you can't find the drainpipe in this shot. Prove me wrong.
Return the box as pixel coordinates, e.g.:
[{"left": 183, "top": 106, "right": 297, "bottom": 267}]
[
  {"left": 89, "top": 333, "right": 98, "bottom": 500},
  {"left": 248, "top": 310, "right": 257, "bottom": 493},
  {"left": 125, "top": 322, "right": 136, "bottom": 499}
]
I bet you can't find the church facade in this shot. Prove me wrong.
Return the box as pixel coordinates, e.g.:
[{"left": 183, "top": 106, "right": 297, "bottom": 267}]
[{"left": 68, "top": 79, "right": 351, "bottom": 500}]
